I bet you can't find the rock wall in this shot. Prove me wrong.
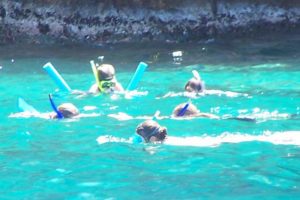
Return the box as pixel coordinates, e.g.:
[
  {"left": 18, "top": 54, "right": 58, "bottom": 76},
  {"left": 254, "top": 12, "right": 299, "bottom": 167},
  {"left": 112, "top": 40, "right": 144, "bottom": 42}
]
[{"left": 0, "top": 0, "right": 300, "bottom": 44}]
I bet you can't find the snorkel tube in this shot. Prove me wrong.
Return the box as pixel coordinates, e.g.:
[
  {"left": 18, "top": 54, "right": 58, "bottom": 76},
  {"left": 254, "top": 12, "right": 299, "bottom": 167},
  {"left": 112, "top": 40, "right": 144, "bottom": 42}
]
[
  {"left": 192, "top": 70, "right": 201, "bottom": 80},
  {"left": 90, "top": 60, "right": 101, "bottom": 89},
  {"left": 48, "top": 94, "right": 64, "bottom": 119},
  {"left": 43, "top": 62, "right": 72, "bottom": 92},
  {"left": 177, "top": 102, "right": 190, "bottom": 117},
  {"left": 126, "top": 62, "right": 148, "bottom": 91},
  {"left": 192, "top": 69, "right": 205, "bottom": 92}
]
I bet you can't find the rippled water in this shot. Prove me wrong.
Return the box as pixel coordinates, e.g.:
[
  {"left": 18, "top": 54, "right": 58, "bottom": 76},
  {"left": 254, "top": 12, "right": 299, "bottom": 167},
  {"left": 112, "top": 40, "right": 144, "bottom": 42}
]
[{"left": 0, "top": 33, "right": 300, "bottom": 199}]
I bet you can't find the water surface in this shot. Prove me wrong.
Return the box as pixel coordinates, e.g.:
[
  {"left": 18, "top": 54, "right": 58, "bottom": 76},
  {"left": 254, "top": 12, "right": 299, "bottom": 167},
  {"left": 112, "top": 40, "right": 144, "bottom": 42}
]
[{"left": 0, "top": 33, "right": 300, "bottom": 199}]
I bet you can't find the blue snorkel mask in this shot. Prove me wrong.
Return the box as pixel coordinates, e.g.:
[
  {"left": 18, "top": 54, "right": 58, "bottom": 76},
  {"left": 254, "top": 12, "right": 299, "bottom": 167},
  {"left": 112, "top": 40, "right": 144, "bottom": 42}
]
[
  {"left": 49, "top": 94, "right": 64, "bottom": 119},
  {"left": 133, "top": 126, "right": 161, "bottom": 144},
  {"left": 132, "top": 110, "right": 161, "bottom": 144},
  {"left": 132, "top": 134, "right": 143, "bottom": 144}
]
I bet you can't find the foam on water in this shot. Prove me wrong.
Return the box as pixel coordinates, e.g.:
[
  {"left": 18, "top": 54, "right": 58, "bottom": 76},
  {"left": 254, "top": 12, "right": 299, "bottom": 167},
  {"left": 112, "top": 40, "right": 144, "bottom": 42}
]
[
  {"left": 158, "top": 90, "right": 248, "bottom": 99},
  {"left": 97, "top": 131, "right": 300, "bottom": 147}
]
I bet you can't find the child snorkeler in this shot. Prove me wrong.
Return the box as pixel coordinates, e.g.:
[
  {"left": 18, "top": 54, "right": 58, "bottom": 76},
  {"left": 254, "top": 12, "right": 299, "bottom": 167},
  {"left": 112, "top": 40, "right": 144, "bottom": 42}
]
[
  {"left": 135, "top": 120, "right": 168, "bottom": 143},
  {"left": 172, "top": 102, "right": 256, "bottom": 122},
  {"left": 184, "top": 70, "right": 205, "bottom": 93},
  {"left": 159, "top": 70, "right": 206, "bottom": 99},
  {"left": 11, "top": 99, "right": 80, "bottom": 119},
  {"left": 89, "top": 64, "right": 124, "bottom": 94}
]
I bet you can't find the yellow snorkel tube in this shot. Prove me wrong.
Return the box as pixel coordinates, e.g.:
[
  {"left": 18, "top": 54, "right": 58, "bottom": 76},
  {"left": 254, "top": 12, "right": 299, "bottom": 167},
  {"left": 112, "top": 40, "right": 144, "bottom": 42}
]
[{"left": 90, "top": 60, "right": 101, "bottom": 88}]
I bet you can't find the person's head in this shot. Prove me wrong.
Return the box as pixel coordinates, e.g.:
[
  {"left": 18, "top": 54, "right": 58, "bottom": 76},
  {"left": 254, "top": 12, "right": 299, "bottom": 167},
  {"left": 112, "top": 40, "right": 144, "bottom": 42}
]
[
  {"left": 96, "top": 64, "right": 117, "bottom": 92},
  {"left": 53, "top": 103, "right": 79, "bottom": 118},
  {"left": 136, "top": 120, "right": 167, "bottom": 143},
  {"left": 185, "top": 78, "right": 204, "bottom": 93},
  {"left": 97, "top": 64, "right": 116, "bottom": 81},
  {"left": 172, "top": 102, "right": 200, "bottom": 117}
]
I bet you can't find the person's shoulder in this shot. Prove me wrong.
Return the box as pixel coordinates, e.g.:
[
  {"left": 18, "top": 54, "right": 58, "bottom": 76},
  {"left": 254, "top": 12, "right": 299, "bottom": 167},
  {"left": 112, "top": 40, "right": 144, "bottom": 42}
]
[{"left": 89, "top": 83, "right": 100, "bottom": 94}]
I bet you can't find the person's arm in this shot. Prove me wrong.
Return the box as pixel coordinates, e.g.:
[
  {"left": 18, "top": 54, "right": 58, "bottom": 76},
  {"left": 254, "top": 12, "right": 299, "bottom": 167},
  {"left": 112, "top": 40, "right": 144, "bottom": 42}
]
[{"left": 196, "top": 112, "right": 220, "bottom": 119}]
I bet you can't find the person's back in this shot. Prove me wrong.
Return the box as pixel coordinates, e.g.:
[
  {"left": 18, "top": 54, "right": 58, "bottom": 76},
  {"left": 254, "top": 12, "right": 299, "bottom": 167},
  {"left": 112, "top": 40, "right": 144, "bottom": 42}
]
[{"left": 172, "top": 102, "right": 219, "bottom": 119}]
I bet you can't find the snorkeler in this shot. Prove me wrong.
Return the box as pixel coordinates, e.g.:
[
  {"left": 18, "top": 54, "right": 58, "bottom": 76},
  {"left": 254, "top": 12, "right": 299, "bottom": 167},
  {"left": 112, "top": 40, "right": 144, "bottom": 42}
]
[
  {"left": 12, "top": 96, "right": 81, "bottom": 119},
  {"left": 89, "top": 63, "right": 124, "bottom": 94},
  {"left": 172, "top": 102, "right": 257, "bottom": 122},
  {"left": 185, "top": 70, "right": 205, "bottom": 93},
  {"left": 172, "top": 102, "right": 219, "bottom": 119},
  {"left": 135, "top": 120, "right": 168, "bottom": 143}
]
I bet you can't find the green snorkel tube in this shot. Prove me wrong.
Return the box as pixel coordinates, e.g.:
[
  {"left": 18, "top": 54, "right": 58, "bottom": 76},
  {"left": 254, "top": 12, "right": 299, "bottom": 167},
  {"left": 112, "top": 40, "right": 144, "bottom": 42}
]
[{"left": 49, "top": 94, "right": 64, "bottom": 119}]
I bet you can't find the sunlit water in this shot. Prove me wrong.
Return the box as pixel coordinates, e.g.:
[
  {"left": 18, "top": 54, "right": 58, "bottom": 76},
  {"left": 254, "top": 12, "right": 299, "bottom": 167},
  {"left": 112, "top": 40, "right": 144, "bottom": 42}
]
[{"left": 0, "top": 33, "right": 300, "bottom": 199}]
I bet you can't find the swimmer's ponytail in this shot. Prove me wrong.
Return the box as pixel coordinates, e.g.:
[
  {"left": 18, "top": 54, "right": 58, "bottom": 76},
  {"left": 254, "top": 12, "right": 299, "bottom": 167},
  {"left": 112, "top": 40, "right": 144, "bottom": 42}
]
[{"left": 156, "top": 127, "right": 167, "bottom": 141}]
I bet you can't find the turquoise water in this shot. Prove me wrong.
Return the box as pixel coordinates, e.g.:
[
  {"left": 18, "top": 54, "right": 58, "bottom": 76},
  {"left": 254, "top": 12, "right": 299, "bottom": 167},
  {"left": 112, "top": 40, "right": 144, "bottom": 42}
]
[{"left": 0, "top": 34, "right": 300, "bottom": 199}]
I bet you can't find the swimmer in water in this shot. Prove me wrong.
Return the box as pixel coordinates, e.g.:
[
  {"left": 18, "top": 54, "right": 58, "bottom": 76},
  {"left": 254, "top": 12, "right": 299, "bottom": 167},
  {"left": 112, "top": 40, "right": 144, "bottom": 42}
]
[
  {"left": 172, "top": 102, "right": 219, "bottom": 119},
  {"left": 172, "top": 102, "right": 257, "bottom": 122},
  {"left": 49, "top": 103, "right": 79, "bottom": 119},
  {"left": 185, "top": 70, "right": 205, "bottom": 93},
  {"left": 136, "top": 120, "right": 168, "bottom": 143},
  {"left": 89, "top": 64, "right": 124, "bottom": 94}
]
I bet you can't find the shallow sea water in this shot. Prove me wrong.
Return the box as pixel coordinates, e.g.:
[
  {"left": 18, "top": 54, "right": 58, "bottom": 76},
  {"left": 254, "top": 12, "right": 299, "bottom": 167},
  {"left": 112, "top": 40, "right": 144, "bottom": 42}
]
[{"left": 0, "top": 33, "right": 300, "bottom": 199}]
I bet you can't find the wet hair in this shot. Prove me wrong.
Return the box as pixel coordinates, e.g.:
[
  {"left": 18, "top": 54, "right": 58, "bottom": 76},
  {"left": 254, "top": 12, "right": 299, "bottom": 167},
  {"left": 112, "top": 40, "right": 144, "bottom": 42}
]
[
  {"left": 97, "top": 64, "right": 116, "bottom": 81},
  {"left": 172, "top": 102, "right": 200, "bottom": 117},
  {"left": 136, "top": 120, "right": 167, "bottom": 143},
  {"left": 185, "top": 78, "right": 204, "bottom": 93},
  {"left": 57, "top": 103, "right": 79, "bottom": 118}
]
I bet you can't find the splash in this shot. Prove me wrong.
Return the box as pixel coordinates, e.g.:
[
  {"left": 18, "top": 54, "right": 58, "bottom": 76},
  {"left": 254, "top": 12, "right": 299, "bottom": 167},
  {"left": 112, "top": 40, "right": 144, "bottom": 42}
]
[
  {"left": 8, "top": 112, "right": 101, "bottom": 119},
  {"left": 97, "top": 131, "right": 300, "bottom": 147},
  {"left": 158, "top": 90, "right": 248, "bottom": 99}
]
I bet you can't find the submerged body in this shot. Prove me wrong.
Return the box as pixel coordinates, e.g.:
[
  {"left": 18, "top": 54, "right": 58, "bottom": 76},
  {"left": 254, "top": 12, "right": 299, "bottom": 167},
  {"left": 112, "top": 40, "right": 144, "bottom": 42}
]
[{"left": 172, "top": 102, "right": 219, "bottom": 119}]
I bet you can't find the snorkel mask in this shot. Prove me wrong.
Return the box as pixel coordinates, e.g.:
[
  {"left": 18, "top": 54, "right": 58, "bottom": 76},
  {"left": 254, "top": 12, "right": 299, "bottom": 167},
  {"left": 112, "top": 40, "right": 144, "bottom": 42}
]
[
  {"left": 134, "top": 126, "right": 162, "bottom": 143},
  {"left": 92, "top": 63, "right": 116, "bottom": 93},
  {"left": 97, "top": 79, "right": 116, "bottom": 93}
]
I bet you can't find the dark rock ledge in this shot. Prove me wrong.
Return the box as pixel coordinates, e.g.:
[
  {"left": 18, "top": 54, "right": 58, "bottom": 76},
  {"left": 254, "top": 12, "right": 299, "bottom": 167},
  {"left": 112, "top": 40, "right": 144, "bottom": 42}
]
[{"left": 0, "top": 0, "right": 300, "bottom": 44}]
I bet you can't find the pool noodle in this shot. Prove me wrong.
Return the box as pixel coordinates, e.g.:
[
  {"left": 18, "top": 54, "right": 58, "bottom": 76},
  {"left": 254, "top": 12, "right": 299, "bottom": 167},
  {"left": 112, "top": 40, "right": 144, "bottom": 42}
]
[
  {"left": 126, "top": 62, "right": 148, "bottom": 91},
  {"left": 18, "top": 97, "right": 38, "bottom": 113},
  {"left": 43, "top": 62, "right": 72, "bottom": 92}
]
